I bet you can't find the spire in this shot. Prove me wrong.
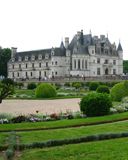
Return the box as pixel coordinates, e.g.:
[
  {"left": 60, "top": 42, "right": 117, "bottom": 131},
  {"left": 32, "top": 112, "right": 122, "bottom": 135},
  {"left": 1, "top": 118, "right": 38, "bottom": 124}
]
[
  {"left": 117, "top": 41, "right": 123, "bottom": 51},
  {"left": 80, "top": 29, "right": 84, "bottom": 45},
  {"left": 60, "top": 41, "right": 65, "bottom": 49}
]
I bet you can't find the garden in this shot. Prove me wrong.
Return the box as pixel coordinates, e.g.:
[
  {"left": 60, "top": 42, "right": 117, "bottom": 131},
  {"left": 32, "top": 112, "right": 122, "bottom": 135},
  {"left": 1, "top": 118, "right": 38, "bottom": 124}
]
[{"left": 1, "top": 79, "right": 128, "bottom": 159}]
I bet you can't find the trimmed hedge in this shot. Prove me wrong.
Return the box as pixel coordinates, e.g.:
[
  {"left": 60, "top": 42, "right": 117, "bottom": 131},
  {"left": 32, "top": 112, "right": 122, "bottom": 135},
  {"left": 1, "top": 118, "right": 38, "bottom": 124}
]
[
  {"left": 111, "top": 81, "right": 128, "bottom": 101},
  {"left": 96, "top": 85, "right": 110, "bottom": 94},
  {"left": 89, "top": 81, "right": 99, "bottom": 91},
  {"left": 18, "top": 132, "right": 128, "bottom": 150},
  {"left": 35, "top": 83, "right": 56, "bottom": 98},
  {"left": 27, "top": 83, "right": 37, "bottom": 90},
  {"left": 80, "top": 93, "right": 112, "bottom": 117}
]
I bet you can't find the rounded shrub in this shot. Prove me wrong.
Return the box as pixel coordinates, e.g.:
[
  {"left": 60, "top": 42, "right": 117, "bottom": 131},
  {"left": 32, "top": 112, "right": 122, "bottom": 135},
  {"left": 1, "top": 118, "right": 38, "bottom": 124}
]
[
  {"left": 110, "top": 81, "right": 128, "bottom": 101},
  {"left": 89, "top": 81, "right": 99, "bottom": 91},
  {"left": 80, "top": 92, "right": 112, "bottom": 117},
  {"left": 72, "top": 82, "right": 82, "bottom": 89},
  {"left": 27, "top": 83, "right": 37, "bottom": 90},
  {"left": 35, "top": 83, "right": 56, "bottom": 98},
  {"left": 96, "top": 85, "right": 110, "bottom": 94}
]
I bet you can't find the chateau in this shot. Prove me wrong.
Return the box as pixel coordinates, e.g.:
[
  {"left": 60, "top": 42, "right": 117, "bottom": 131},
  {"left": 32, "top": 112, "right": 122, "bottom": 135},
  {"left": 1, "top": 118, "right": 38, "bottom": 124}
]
[{"left": 8, "top": 30, "right": 123, "bottom": 80}]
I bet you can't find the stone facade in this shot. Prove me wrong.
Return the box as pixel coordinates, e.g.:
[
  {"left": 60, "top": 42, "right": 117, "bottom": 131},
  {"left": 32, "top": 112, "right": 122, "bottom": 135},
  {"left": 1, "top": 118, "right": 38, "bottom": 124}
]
[{"left": 8, "top": 30, "right": 123, "bottom": 80}]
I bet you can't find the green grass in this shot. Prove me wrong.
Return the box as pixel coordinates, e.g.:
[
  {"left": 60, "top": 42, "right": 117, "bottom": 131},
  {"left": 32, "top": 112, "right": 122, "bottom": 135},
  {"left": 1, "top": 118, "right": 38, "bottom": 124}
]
[
  {"left": 18, "top": 137, "right": 128, "bottom": 160},
  {"left": 18, "top": 120, "right": 128, "bottom": 144},
  {"left": 1, "top": 112, "right": 128, "bottom": 131},
  {"left": 0, "top": 133, "right": 8, "bottom": 145}
]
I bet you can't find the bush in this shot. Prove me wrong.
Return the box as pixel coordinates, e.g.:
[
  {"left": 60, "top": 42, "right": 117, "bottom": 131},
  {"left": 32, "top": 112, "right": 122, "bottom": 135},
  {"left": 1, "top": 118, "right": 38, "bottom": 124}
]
[
  {"left": 110, "top": 81, "right": 128, "bottom": 101},
  {"left": 11, "top": 115, "right": 29, "bottom": 123},
  {"left": 80, "top": 92, "right": 112, "bottom": 117},
  {"left": 64, "top": 82, "right": 71, "bottom": 87},
  {"left": 35, "top": 83, "right": 56, "bottom": 98},
  {"left": 72, "top": 82, "right": 82, "bottom": 89},
  {"left": 89, "top": 81, "right": 99, "bottom": 91},
  {"left": 96, "top": 85, "right": 110, "bottom": 94},
  {"left": 27, "top": 83, "right": 37, "bottom": 90}
]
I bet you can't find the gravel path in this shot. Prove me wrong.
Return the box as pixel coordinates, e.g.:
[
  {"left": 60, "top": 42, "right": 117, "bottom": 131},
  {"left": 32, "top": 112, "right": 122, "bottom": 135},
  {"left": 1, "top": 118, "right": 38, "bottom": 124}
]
[{"left": 0, "top": 99, "right": 80, "bottom": 115}]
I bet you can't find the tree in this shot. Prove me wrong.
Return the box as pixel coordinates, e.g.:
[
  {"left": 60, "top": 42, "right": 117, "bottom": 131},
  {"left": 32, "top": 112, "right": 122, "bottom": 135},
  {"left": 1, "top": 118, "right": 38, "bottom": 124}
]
[
  {"left": 0, "top": 78, "right": 14, "bottom": 103},
  {"left": 0, "top": 48, "right": 11, "bottom": 78},
  {"left": 123, "top": 60, "right": 128, "bottom": 74}
]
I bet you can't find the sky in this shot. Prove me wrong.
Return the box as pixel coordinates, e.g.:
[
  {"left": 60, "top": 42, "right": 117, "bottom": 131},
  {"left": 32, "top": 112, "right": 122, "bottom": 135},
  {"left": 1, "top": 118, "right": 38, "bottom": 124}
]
[{"left": 0, "top": 0, "right": 128, "bottom": 59}]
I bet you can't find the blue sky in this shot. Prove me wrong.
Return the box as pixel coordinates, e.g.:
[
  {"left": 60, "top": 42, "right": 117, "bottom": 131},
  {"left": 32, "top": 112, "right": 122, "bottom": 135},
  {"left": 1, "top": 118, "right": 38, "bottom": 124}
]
[{"left": 0, "top": 0, "right": 128, "bottom": 59}]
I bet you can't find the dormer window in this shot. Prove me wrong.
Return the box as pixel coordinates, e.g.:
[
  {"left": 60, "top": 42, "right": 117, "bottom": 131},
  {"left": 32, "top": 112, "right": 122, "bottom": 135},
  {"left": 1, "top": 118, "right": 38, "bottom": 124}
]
[
  {"left": 38, "top": 54, "right": 42, "bottom": 60},
  {"left": 18, "top": 57, "right": 22, "bottom": 62},
  {"left": 31, "top": 55, "right": 35, "bottom": 61},
  {"left": 11, "top": 58, "right": 15, "bottom": 62},
  {"left": 25, "top": 56, "right": 28, "bottom": 61},
  {"left": 45, "top": 54, "right": 49, "bottom": 59}
]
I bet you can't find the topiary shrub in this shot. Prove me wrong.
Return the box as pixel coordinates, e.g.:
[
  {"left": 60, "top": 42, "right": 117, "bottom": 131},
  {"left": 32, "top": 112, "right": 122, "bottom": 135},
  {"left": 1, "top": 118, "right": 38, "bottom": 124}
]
[
  {"left": 27, "top": 83, "right": 37, "bottom": 90},
  {"left": 110, "top": 81, "right": 128, "bottom": 101},
  {"left": 89, "top": 81, "right": 99, "bottom": 91},
  {"left": 35, "top": 83, "right": 56, "bottom": 98},
  {"left": 72, "top": 82, "right": 82, "bottom": 89},
  {"left": 96, "top": 85, "right": 110, "bottom": 94},
  {"left": 80, "top": 92, "right": 112, "bottom": 117}
]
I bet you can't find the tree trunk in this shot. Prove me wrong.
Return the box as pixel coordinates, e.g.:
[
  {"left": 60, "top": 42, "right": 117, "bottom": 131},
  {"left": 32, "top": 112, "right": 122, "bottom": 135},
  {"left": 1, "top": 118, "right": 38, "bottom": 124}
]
[{"left": 0, "top": 99, "right": 2, "bottom": 104}]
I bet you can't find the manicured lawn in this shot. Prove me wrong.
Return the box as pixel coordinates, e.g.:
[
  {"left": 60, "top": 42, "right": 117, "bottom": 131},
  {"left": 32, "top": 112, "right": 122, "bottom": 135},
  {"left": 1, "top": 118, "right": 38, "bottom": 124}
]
[
  {"left": 18, "top": 137, "right": 128, "bottom": 160},
  {"left": 0, "top": 133, "right": 8, "bottom": 145},
  {"left": 18, "top": 120, "right": 128, "bottom": 144},
  {"left": 1, "top": 112, "right": 128, "bottom": 131}
]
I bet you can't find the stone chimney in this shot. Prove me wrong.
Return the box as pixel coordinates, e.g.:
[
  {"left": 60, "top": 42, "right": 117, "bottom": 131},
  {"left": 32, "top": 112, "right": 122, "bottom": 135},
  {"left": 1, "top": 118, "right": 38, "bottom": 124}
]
[
  {"left": 65, "top": 37, "right": 69, "bottom": 49},
  {"left": 11, "top": 47, "right": 17, "bottom": 58}
]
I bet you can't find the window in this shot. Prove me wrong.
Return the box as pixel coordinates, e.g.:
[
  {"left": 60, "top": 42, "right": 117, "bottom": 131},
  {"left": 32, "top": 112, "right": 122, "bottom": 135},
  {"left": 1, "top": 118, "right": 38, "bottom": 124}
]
[
  {"left": 19, "top": 64, "right": 21, "bottom": 69},
  {"left": 55, "top": 61, "right": 57, "bottom": 65},
  {"left": 18, "top": 57, "right": 22, "bottom": 61},
  {"left": 32, "top": 63, "right": 34, "bottom": 68},
  {"left": 25, "top": 56, "right": 28, "bottom": 61},
  {"left": 31, "top": 55, "right": 35, "bottom": 61},
  {"left": 104, "top": 59, "right": 108, "bottom": 64},
  {"left": 92, "top": 50, "right": 94, "bottom": 54},
  {"left": 26, "top": 64, "right": 28, "bottom": 68},
  {"left": 85, "top": 60, "right": 87, "bottom": 69},
  {"left": 78, "top": 59, "right": 80, "bottom": 69},
  {"left": 46, "top": 62, "right": 48, "bottom": 67},
  {"left": 12, "top": 72, "right": 14, "bottom": 78},
  {"left": 17, "top": 72, "right": 19, "bottom": 77},
  {"left": 26, "top": 72, "right": 28, "bottom": 77},
  {"left": 39, "top": 71, "right": 41, "bottom": 76},
  {"left": 97, "top": 68, "right": 100, "bottom": 75},
  {"left": 12, "top": 64, "right": 14, "bottom": 69},
  {"left": 31, "top": 72, "right": 32, "bottom": 77},
  {"left": 113, "top": 69, "right": 116, "bottom": 75},
  {"left": 39, "top": 63, "right": 41, "bottom": 68},
  {"left": 74, "top": 60, "right": 76, "bottom": 69},
  {"left": 82, "top": 60, "right": 84, "bottom": 69},
  {"left": 45, "top": 54, "right": 49, "bottom": 59},
  {"left": 38, "top": 54, "right": 42, "bottom": 60},
  {"left": 113, "top": 60, "right": 116, "bottom": 65},
  {"left": 97, "top": 58, "right": 100, "bottom": 64},
  {"left": 55, "top": 71, "right": 57, "bottom": 75}
]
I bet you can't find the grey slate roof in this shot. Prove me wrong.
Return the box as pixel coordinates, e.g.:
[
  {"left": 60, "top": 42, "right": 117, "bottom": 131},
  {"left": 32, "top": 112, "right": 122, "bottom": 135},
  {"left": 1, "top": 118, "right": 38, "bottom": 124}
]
[{"left": 117, "top": 42, "right": 123, "bottom": 51}]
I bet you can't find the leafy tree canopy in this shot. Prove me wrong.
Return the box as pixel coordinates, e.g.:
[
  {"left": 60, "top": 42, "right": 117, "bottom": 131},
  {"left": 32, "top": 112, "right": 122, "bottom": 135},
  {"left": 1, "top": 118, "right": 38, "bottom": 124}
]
[{"left": 0, "top": 48, "right": 11, "bottom": 78}]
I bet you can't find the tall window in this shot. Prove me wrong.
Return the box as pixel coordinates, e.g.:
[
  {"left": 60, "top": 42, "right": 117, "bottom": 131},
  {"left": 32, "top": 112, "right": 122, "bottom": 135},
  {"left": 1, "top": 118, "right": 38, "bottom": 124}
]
[
  {"left": 26, "top": 72, "right": 28, "bottom": 77},
  {"left": 104, "top": 59, "right": 108, "bottom": 64},
  {"left": 113, "top": 69, "right": 116, "bottom": 75},
  {"left": 39, "top": 71, "right": 41, "bottom": 76},
  {"left": 39, "top": 63, "right": 41, "bottom": 68},
  {"left": 97, "top": 68, "right": 100, "bottom": 75},
  {"left": 12, "top": 64, "right": 14, "bottom": 69},
  {"left": 12, "top": 72, "right": 14, "bottom": 78},
  {"left": 31, "top": 72, "right": 32, "bottom": 77},
  {"left": 97, "top": 58, "right": 100, "bottom": 64},
  {"left": 46, "top": 62, "right": 48, "bottom": 67},
  {"left": 85, "top": 60, "right": 87, "bottom": 69},
  {"left": 32, "top": 63, "right": 34, "bottom": 68},
  {"left": 78, "top": 59, "right": 80, "bottom": 69},
  {"left": 26, "top": 64, "right": 28, "bottom": 68},
  {"left": 74, "top": 60, "right": 76, "bottom": 69},
  {"left": 19, "top": 64, "right": 21, "bottom": 69},
  {"left": 55, "top": 61, "right": 57, "bottom": 65},
  {"left": 17, "top": 72, "right": 19, "bottom": 77},
  {"left": 113, "top": 60, "right": 116, "bottom": 65},
  {"left": 82, "top": 60, "right": 84, "bottom": 69}
]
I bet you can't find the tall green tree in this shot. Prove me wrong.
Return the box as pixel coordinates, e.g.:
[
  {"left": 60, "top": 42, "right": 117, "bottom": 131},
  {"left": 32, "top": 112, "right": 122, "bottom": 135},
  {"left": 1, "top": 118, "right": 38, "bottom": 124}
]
[
  {"left": 0, "top": 48, "right": 11, "bottom": 78},
  {"left": 123, "top": 60, "right": 128, "bottom": 74},
  {"left": 0, "top": 78, "right": 14, "bottom": 103}
]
